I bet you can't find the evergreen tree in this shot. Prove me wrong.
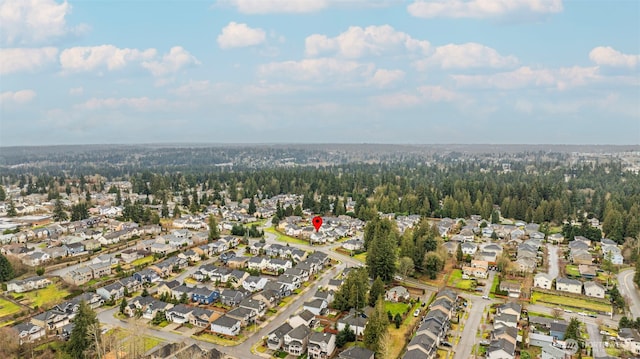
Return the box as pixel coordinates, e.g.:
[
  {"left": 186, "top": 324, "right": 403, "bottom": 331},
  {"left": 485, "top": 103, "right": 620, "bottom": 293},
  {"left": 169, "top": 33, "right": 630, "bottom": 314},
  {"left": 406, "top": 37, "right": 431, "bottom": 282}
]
[
  {"left": 7, "top": 198, "right": 17, "bottom": 217},
  {"left": 368, "top": 277, "right": 385, "bottom": 307},
  {"left": 173, "top": 204, "right": 181, "bottom": 218},
  {"left": 0, "top": 186, "right": 5, "bottom": 201},
  {"left": 119, "top": 298, "right": 127, "bottom": 314},
  {"left": 456, "top": 242, "right": 463, "bottom": 262},
  {"left": 364, "top": 297, "right": 389, "bottom": 354},
  {"left": 161, "top": 200, "right": 169, "bottom": 218},
  {"left": 65, "top": 301, "right": 99, "bottom": 359},
  {"left": 53, "top": 198, "right": 68, "bottom": 222},
  {"left": 0, "top": 253, "right": 15, "bottom": 281},
  {"left": 141, "top": 288, "right": 149, "bottom": 297},
  {"left": 208, "top": 215, "right": 220, "bottom": 241},
  {"left": 366, "top": 231, "right": 397, "bottom": 282},
  {"left": 332, "top": 267, "right": 369, "bottom": 311},
  {"left": 248, "top": 197, "right": 256, "bottom": 215}
]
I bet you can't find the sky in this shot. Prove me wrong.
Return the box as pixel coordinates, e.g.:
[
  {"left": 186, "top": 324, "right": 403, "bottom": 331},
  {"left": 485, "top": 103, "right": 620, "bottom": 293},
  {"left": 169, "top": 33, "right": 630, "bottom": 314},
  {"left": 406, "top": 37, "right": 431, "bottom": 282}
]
[{"left": 0, "top": 0, "right": 639, "bottom": 146}]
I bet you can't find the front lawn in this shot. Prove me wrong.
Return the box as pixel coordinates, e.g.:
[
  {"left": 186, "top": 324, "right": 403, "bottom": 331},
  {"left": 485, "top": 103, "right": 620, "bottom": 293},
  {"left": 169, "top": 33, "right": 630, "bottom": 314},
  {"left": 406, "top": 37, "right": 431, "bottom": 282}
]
[
  {"left": 264, "top": 227, "right": 309, "bottom": 245},
  {"left": 447, "top": 269, "right": 476, "bottom": 290},
  {"left": 489, "top": 274, "right": 500, "bottom": 298},
  {"left": 531, "top": 291, "right": 611, "bottom": 313},
  {"left": 384, "top": 301, "right": 410, "bottom": 316},
  {"left": 131, "top": 255, "right": 154, "bottom": 267},
  {"left": 13, "top": 283, "right": 70, "bottom": 309},
  {"left": 565, "top": 265, "right": 580, "bottom": 277},
  {"left": 0, "top": 297, "right": 22, "bottom": 317},
  {"left": 193, "top": 332, "right": 244, "bottom": 346}
]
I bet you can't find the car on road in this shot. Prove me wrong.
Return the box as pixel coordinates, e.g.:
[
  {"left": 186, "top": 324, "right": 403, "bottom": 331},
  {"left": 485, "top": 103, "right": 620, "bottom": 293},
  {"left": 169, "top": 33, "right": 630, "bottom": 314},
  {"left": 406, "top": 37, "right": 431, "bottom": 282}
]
[
  {"left": 588, "top": 313, "right": 597, "bottom": 318},
  {"left": 482, "top": 295, "right": 490, "bottom": 300},
  {"left": 578, "top": 312, "right": 587, "bottom": 316},
  {"left": 564, "top": 309, "right": 573, "bottom": 313},
  {"left": 414, "top": 309, "right": 421, "bottom": 317},
  {"left": 394, "top": 275, "right": 403, "bottom": 281},
  {"left": 600, "top": 330, "right": 608, "bottom": 335},
  {"left": 441, "top": 342, "right": 453, "bottom": 347}
]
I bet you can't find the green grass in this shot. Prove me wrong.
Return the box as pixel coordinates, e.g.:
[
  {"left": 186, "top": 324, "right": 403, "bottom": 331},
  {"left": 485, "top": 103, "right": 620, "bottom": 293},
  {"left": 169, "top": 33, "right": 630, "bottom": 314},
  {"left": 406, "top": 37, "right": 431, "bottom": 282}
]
[
  {"left": 0, "top": 297, "right": 22, "bottom": 317},
  {"left": 14, "top": 284, "right": 70, "bottom": 309},
  {"left": 565, "top": 265, "right": 580, "bottom": 277},
  {"left": 143, "top": 336, "right": 163, "bottom": 351},
  {"left": 489, "top": 274, "right": 500, "bottom": 298},
  {"left": 131, "top": 255, "right": 154, "bottom": 267},
  {"left": 353, "top": 252, "right": 367, "bottom": 262},
  {"left": 193, "top": 332, "right": 243, "bottom": 346},
  {"left": 531, "top": 291, "right": 611, "bottom": 313},
  {"left": 384, "top": 301, "right": 410, "bottom": 316},
  {"left": 264, "top": 227, "right": 309, "bottom": 245},
  {"left": 446, "top": 269, "right": 476, "bottom": 290}
]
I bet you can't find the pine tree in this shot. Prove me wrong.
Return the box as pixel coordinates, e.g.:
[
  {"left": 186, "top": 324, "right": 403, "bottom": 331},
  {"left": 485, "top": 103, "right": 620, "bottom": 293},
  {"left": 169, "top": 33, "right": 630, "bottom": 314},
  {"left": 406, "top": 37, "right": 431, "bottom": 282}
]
[
  {"left": 119, "top": 298, "right": 127, "bottom": 314},
  {"left": 366, "top": 231, "right": 397, "bottom": 282},
  {"left": 248, "top": 197, "right": 256, "bottom": 215},
  {"left": 161, "top": 201, "right": 169, "bottom": 218},
  {"left": 456, "top": 242, "right": 463, "bottom": 262},
  {"left": 65, "top": 301, "right": 99, "bottom": 359},
  {"left": 208, "top": 215, "right": 220, "bottom": 241},
  {"left": 0, "top": 186, "right": 6, "bottom": 201},
  {"left": 364, "top": 297, "right": 389, "bottom": 354},
  {"left": 368, "top": 277, "right": 384, "bottom": 307},
  {"left": 7, "top": 198, "right": 17, "bottom": 217},
  {"left": 0, "top": 253, "right": 15, "bottom": 281},
  {"left": 53, "top": 198, "right": 68, "bottom": 222}
]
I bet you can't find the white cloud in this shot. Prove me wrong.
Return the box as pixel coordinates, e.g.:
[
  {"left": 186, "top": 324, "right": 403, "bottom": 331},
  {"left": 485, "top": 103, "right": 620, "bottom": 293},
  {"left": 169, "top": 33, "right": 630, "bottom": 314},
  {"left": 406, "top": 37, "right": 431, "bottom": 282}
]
[
  {"left": 452, "top": 65, "right": 599, "bottom": 90},
  {"left": 258, "top": 58, "right": 375, "bottom": 82},
  {"left": 0, "top": 0, "right": 87, "bottom": 45},
  {"left": 371, "top": 85, "right": 459, "bottom": 108},
  {"left": 142, "top": 46, "right": 200, "bottom": 76},
  {"left": 0, "top": 47, "right": 58, "bottom": 75},
  {"left": 60, "top": 45, "right": 157, "bottom": 73},
  {"left": 0, "top": 90, "right": 36, "bottom": 105},
  {"left": 369, "top": 69, "right": 405, "bottom": 88},
  {"left": 589, "top": 46, "right": 639, "bottom": 68},
  {"left": 415, "top": 42, "right": 518, "bottom": 70},
  {"left": 219, "top": 0, "right": 328, "bottom": 14},
  {"left": 305, "top": 25, "right": 430, "bottom": 58},
  {"left": 217, "top": 22, "right": 267, "bottom": 49},
  {"left": 69, "top": 87, "right": 83, "bottom": 95},
  {"left": 76, "top": 97, "right": 174, "bottom": 111},
  {"left": 408, "top": 0, "right": 563, "bottom": 19}
]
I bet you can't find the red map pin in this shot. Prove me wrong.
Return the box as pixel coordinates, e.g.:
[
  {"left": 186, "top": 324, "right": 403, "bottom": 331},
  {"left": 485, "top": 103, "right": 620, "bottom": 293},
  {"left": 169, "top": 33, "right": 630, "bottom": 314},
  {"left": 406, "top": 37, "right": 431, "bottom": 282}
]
[{"left": 312, "top": 216, "right": 323, "bottom": 232}]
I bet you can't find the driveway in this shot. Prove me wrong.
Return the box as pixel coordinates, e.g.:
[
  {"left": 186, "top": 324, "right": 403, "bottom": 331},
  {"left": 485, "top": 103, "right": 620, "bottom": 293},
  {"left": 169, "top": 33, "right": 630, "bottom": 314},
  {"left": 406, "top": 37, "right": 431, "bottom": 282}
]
[
  {"left": 547, "top": 243, "right": 559, "bottom": 279},
  {"left": 618, "top": 269, "right": 640, "bottom": 319},
  {"left": 585, "top": 322, "right": 606, "bottom": 359}
]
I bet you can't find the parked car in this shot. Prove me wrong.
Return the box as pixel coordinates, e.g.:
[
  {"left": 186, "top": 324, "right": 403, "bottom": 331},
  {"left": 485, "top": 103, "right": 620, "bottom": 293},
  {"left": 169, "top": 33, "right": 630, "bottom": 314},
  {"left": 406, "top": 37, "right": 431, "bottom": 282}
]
[
  {"left": 414, "top": 309, "right": 421, "bottom": 317},
  {"left": 564, "top": 309, "right": 573, "bottom": 313},
  {"left": 482, "top": 295, "right": 490, "bottom": 300}
]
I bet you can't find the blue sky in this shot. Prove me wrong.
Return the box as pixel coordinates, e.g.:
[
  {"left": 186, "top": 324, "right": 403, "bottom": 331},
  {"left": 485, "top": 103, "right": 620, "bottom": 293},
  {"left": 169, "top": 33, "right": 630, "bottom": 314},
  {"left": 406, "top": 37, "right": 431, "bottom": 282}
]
[{"left": 1, "top": 0, "right": 638, "bottom": 146}]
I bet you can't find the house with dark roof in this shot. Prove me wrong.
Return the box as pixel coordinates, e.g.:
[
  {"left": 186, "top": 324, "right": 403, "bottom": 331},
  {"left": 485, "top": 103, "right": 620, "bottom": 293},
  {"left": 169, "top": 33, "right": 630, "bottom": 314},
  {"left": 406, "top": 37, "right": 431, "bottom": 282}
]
[
  {"left": 284, "top": 325, "right": 312, "bottom": 356},
  {"left": 339, "top": 347, "right": 375, "bottom": 359},
  {"left": 267, "top": 322, "right": 293, "bottom": 350},
  {"left": 210, "top": 315, "right": 240, "bottom": 337},
  {"left": 308, "top": 332, "right": 336, "bottom": 359}
]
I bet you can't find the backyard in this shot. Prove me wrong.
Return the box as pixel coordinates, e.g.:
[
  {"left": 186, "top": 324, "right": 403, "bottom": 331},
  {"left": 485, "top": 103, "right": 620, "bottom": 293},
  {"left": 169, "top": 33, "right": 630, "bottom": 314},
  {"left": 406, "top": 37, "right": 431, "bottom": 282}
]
[
  {"left": 0, "top": 296, "right": 22, "bottom": 317},
  {"left": 264, "top": 227, "right": 309, "bottom": 245},
  {"left": 387, "top": 301, "right": 421, "bottom": 359},
  {"left": 12, "top": 283, "right": 70, "bottom": 309},
  {"left": 531, "top": 291, "right": 611, "bottom": 313},
  {"left": 446, "top": 269, "right": 476, "bottom": 291},
  {"left": 131, "top": 255, "right": 155, "bottom": 267}
]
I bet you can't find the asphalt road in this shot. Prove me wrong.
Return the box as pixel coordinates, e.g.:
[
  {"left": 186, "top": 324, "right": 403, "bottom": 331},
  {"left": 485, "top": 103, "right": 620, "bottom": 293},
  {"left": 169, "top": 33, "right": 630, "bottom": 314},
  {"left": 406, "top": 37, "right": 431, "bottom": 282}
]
[
  {"left": 618, "top": 268, "right": 640, "bottom": 319},
  {"left": 585, "top": 322, "right": 606, "bottom": 359},
  {"left": 453, "top": 294, "right": 492, "bottom": 359}
]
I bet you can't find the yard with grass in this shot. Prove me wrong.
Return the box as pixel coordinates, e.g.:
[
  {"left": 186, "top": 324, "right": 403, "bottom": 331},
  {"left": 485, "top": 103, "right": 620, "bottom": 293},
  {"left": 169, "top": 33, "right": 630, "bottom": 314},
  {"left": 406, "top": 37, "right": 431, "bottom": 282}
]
[
  {"left": 384, "top": 301, "right": 410, "bottom": 316},
  {"left": 264, "top": 227, "right": 309, "bottom": 245},
  {"left": 489, "top": 274, "right": 500, "bottom": 298},
  {"left": 0, "top": 297, "right": 22, "bottom": 317},
  {"left": 446, "top": 269, "right": 476, "bottom": 290},
  {"left": 387, "top": 303, "right": 422, "bottom": 359},
  {"left": 131, "top": 255, "right": 154, "bottom": 267},
  {"left": 13, "top": 283, "right": 70, "bottom": 309},
  {"left": 565, "top": 265, "right": 580, "bottom": 277},
  {"left": 193, "top": 332, "right": 244, "bottom": 346},
  {"left": 531, "top": 291, "right": 611, "bottom": 313}
]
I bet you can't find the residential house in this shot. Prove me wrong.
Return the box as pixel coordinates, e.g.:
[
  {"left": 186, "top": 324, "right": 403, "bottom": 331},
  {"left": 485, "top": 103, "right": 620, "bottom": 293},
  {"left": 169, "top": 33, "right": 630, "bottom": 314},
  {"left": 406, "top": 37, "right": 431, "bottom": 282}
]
[
  {"left": 277, "top": 274, "right": 301, "bottom": 293},
  {"left": 342, "top": 239, "right": 363, "bottom": 252},
  {"left": 134, "top": 268, "right": 161, "bottom": 283},
  {"left": 119, "top": 276, "right": 143, "bottom": 293},
  {"left": 303, "top": 298, "right": 328, "bottom": 316},
  {"left": 583, "top": 281, "right": 605, "bottom": 298},
  {"left": 210, "top": 315, "right": 241, "bottom": 336},
  {"left": 499, "top": 281, "right": 521, "bottom": 298},
  {"left": 6, "top": 276, "right": 51, "bottom": 293},
  {"left": 308, "top": 332, "right": 336, "bottom": 359},
  {"left": 247, "top": 257, "right": 269, "bottom": 271},
  {"left": 240, "top": 298, "right": 267, "bottom": 318},
  {"left": 89, "top": 262, "right": 112, "bottom": 278},
  {"left": 220, "top": 289, "right": 245, "bottom": 307},
  {"left": 166, "top": 304, "right": 194, "bottom": 324},
  {"left": 284, "top": 325, "right": 311, "bottom": 356},
  {"left": 13, "top": 322, "right": 45, "bottom": 344},
  {"left": 23, "top": 251, "right": 50, "bottom": 266},
  {"left": 461, "top": 242, "right": 478, "bottom": 256},
  {"left": 486, "top": 338, "right": 516, "bottom": 359},
  {"left": 120, "top": 249, "right": 143, "bottom": 263},
  {"left": 339, "top": 347, "right": 375, "bottom": 359},
  {"left": 156, "top": 280, "right": 181, "bottom": 297},
  {"left": 267, "top": 323, "right": 293, "bottom": 351},
  {"left": 97, "top": 281, "right": 125, "bottom": 300},
  {"left": 66, "top": 266, "right": 94, "bottom": 285},
  {"left": 142, "top": 299, "right": 173, "bottom": 320},
  {"left": 386, "top": 286, "right": 410, "bottom": 302},
  {"left": 226, "top": 256, "right": 249, "bottom": 270},
  {"left": 337, "top": 311, "right": 368, "bottom": 335},
  {"left": 289, "top": 309, "right": 316, "bottom": 329},
  {"left": 242, "top": 276, "right": 269, "bottom": 293},
  {"left": 226, "top": 307, "right": 256, "bottom": 326},
  {"left": 555, "top": 277, "right": 582, "bottom": 294},
  {"left": 534, "top": 273, "right": 553, "bottom": 290},
  {"left": 618, "top": 328, "right": 640, "bottom": 355},
  {"left": 192, "top": 287, "right": 220, "bottom": 305},
  {"left": 550, "top": 321, "right": 568, "bottom": 340},
  {"left": 30, "top": 310, "right": 70, "bottom": 332}
]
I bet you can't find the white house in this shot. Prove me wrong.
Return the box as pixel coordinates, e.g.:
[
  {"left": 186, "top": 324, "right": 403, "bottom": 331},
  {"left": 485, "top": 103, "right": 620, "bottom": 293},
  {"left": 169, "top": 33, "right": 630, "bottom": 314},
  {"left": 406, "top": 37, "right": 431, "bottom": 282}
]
[
  {"left": 534, "top": 273, "right": 553, "bottom": 290},
  {"left": 555, "top": 277, "right": 582, "bottom": 294},
  {"left": 386, "top": 286, "right": 410, "bottom": 302},
  {"left": 308, "top": 332, "right": 336, "bottom": 359},
  {"left": 210, "top": 315, "right": 241, "bottom": 336},
  {"left": 583, "top": 281, "right": 605, "bottom": 299}
]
